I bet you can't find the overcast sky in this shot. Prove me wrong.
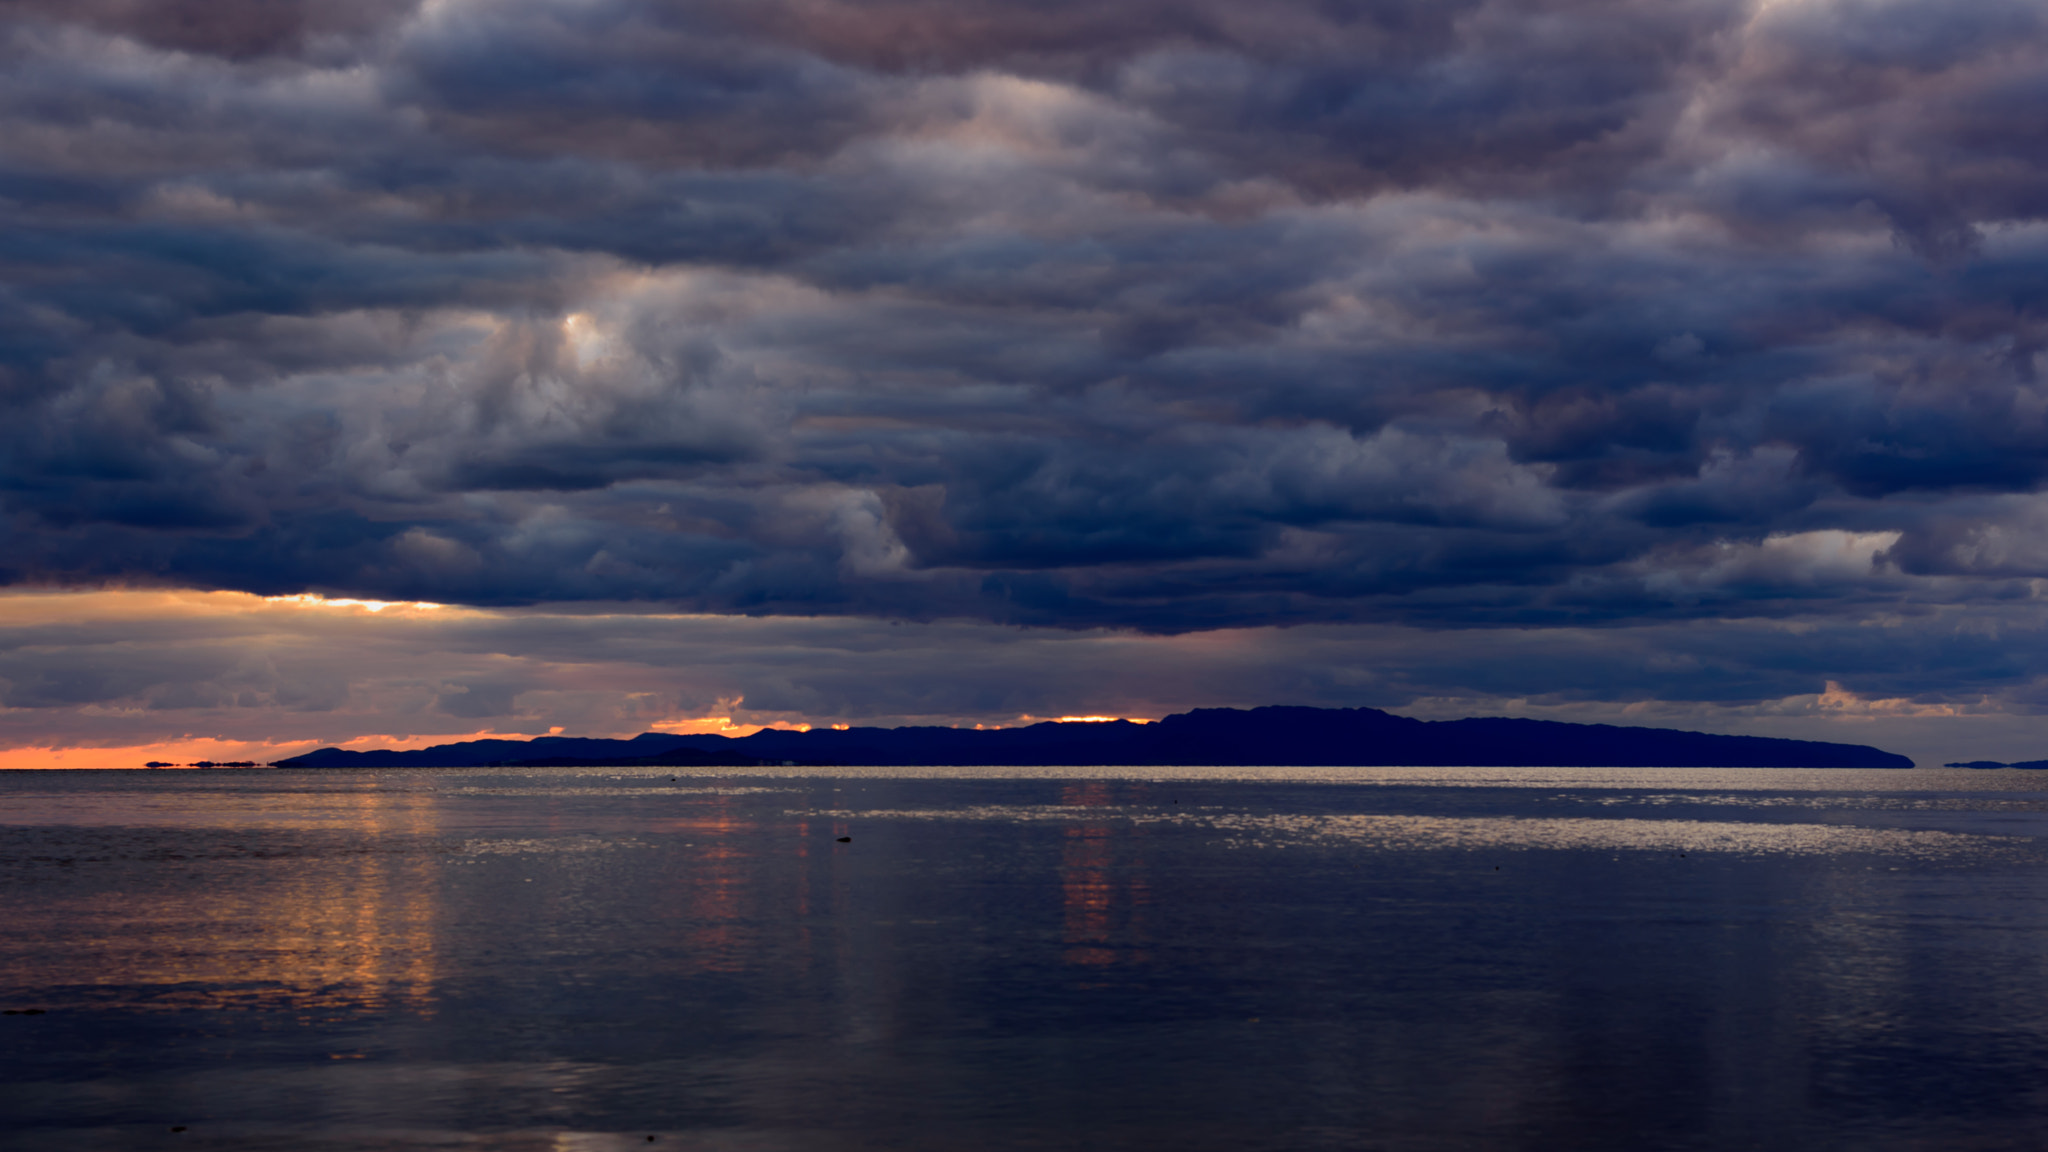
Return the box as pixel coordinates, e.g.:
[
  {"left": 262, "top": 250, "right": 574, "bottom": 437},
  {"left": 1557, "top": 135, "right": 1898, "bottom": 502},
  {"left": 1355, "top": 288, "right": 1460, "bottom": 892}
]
[{"left": 5, "top": 0, "right": 2048, "bottom": 766}]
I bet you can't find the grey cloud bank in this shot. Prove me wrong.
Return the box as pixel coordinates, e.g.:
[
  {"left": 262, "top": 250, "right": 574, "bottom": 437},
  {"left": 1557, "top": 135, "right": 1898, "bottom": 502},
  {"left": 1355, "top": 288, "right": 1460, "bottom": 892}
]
[
  {"left": 6, "top": 0, "right": 2048, "bottom": 746},
  {"left": 0, "top": 589, "right": 2035, "bottom": 770}
]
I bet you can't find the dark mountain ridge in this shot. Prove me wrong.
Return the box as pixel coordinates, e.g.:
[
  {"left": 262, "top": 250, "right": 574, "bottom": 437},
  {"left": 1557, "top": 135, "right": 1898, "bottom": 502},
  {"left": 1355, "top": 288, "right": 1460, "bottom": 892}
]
[{"left": 271, "top": 706, "right": 1915, "bottom": 768}]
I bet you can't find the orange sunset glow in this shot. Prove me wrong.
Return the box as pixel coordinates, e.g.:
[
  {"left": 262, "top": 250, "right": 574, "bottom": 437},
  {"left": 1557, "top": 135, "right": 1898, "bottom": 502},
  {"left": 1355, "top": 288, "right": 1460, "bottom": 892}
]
[
  {"left": 16, "top": 0, "right": 2048, "bottom": 1146},
  {"left": 0, "top": 586, "right": 2011, "bottom": 772}
]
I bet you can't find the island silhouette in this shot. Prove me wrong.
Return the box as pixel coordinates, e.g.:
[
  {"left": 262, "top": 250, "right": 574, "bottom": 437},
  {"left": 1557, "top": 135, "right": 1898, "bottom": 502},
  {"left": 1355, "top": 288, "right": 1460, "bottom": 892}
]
[{"left": 271, "top": 705, "right": 1914, "bottom": 768}]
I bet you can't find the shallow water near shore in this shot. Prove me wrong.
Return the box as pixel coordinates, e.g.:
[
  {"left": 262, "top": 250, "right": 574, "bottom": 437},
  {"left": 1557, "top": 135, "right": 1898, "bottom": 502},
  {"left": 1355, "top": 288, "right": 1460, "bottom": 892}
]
[{"left": 5, "top": 765, "right": 2048, "bottom": 1150}]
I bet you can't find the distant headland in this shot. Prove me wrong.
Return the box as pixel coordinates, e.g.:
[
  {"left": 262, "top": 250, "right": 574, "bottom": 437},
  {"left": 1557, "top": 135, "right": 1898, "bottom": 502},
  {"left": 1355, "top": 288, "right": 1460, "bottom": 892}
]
[{"left": 267, "top": 705, "right": 1915, "bottom": 769}]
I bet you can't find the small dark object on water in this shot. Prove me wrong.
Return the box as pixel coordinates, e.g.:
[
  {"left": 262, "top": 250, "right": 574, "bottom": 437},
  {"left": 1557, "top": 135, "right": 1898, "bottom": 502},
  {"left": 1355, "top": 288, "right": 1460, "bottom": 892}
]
[
  {"left": 3, "top": 1008, "right": 46, "bottom": 1015},
  {"left": 171, "top": 1127, "right": 187, "bottom": 1133},
  {"left": 836, "top": 836, "right": 852, "bottom": 842}
]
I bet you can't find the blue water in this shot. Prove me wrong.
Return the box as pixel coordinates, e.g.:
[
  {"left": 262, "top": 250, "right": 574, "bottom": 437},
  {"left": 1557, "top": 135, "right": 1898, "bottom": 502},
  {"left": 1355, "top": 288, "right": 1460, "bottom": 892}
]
[{"left": 4, "top": 765, "right": 2048, "bottom": 1150}]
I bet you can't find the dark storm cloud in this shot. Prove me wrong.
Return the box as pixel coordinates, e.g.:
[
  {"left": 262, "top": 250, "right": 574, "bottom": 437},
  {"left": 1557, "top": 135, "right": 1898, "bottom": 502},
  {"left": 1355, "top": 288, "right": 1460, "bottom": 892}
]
[
  {"left": 5, "top": 0, "right": 2048, "bottom": 648},
  {"left": 0, "top": 0, "right": 417, "bottom": 60}
]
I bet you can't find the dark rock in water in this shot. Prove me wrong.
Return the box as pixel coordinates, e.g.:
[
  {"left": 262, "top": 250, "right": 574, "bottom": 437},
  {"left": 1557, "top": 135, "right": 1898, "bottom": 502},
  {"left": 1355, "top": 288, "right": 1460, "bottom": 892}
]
[
  {"left": 836, "top": 836, "right": 852, "bottom": 842},
  {"left": 270, "top": 705, "right": 1915, "bottom": 769}
]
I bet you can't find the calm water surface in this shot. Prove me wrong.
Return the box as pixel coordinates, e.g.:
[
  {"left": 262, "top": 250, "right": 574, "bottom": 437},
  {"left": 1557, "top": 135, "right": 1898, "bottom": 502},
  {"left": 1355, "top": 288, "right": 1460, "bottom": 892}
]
[{"left": 4, "top": 765, "right": 2048, "bottom": 1150}]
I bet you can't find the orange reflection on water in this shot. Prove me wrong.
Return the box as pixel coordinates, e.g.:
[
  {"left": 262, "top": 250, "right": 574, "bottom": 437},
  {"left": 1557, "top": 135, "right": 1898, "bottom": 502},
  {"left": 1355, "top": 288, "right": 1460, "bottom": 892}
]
[
  {"left": 649, "top": 795, "right": 763, "bottom": 974},
  {"left": 6, "top": 786, "right": 441, "bottom": 1016},
  {"left": 1058, "top": 782, "right": 1151, "bottom": 968}
]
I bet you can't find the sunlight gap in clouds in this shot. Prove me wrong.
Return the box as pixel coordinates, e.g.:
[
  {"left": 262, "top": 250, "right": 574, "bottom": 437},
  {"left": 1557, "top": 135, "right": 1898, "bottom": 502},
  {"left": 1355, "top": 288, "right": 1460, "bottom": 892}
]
[
  {"left": 266, "top": 594, "right": 448, "bottom": 613},
  {"left": 0, "top": 737, "right": 322, "bottom": 772}
]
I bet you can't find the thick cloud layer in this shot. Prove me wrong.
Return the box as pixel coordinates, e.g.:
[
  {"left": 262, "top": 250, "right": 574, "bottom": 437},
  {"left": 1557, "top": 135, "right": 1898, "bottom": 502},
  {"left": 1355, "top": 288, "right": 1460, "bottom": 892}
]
[
  {"left": 4, "top": 590, "right": 2045, "bottom": 769},
  {"left": 5, "top": 0, "right": 2048, "bottom": 643}
]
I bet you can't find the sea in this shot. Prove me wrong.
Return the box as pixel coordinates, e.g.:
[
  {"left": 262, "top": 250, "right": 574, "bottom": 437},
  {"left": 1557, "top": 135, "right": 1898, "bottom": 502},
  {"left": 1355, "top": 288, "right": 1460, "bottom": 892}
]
[{"left": 3, "top": 764, "right": 2047, "bottom": 1151}]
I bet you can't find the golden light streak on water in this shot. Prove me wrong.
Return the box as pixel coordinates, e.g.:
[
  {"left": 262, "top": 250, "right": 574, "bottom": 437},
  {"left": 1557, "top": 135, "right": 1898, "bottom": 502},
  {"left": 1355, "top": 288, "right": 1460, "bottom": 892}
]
[
  {"left": 1058, "top": 782, "right": 1151, "bottom": 969},
  {"left": 4, "top": 785, "right": 442, "bottom": 1015}
]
